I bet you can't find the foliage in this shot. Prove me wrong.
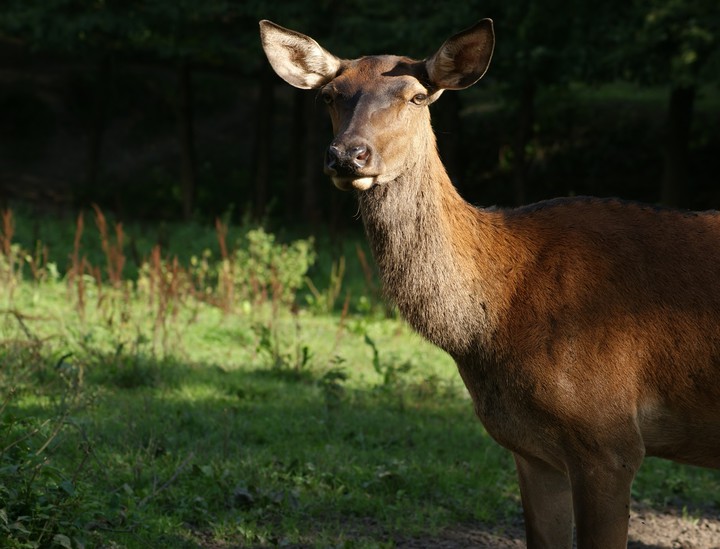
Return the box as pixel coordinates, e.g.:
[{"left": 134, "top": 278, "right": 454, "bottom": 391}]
[
  {"left": 0, "top": 0, "right": 246, "bottom": 63},
  {"left": 234, "top": 227, "right": 316, "bottom": 306},
  {"left": 1, "top": 0, "right": 719, "bottom": 221},
  {"left": 305, "top": 255, "right": 347, "bottom": 314},
  {"left": 0, "top": 340, "right": 91, "bottom": 549},
  {"left": 622, "top": 0, "right": 720, "bottom": 87}
]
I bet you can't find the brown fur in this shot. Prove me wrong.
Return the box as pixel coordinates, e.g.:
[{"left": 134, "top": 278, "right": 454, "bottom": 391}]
[{"left": 260, "top": 19, "right": 720, "bottom": 548}]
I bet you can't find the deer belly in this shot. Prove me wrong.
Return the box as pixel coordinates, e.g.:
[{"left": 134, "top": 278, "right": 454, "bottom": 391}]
[
  {"left": 456, "top": 357, "right": 646, "bottom": 469},
  {"left": 639, "top": 399, "right": 720, "bottom": 468}
]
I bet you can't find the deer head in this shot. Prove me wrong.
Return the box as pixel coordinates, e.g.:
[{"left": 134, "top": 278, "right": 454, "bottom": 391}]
[{"left": 259, "top": 20, "right": 494, "bottom": 191}]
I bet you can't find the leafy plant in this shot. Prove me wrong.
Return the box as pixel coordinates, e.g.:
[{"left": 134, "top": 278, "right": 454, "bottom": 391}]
[
  {"left": 0, "top": 354, "right": 91, "bottom": 549},
  {"left": 235, "top": 228, "right": 316, "bottom": 307},
  {"left": 305, "top": 255, "right": 346, "bottom": 314},
  {"left": 364, "top": 332, "right": 413, "bottom": 391},
  {"left": 252, "top": 316, "right": 314, "bottom": 379}
]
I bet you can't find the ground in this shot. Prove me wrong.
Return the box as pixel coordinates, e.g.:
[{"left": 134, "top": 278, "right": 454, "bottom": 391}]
[{"left": 396, "top": 505, "right": 720, "bottom": 548}]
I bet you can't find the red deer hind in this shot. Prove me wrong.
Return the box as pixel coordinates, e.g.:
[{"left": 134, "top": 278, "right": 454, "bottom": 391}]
[{"left": 259, "top": 18, "right": 720, "bottom": 548}]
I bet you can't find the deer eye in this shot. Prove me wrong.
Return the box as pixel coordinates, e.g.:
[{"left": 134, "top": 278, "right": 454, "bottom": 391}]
[
  {"left": 411, "top": 93, "right": 428, "bottom": 105},
  {"left": 321, "top": 91, "right": 334, "bottom": 105}
]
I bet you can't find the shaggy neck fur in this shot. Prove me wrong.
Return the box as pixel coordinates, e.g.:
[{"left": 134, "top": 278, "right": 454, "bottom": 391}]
[{"left": 358, "top": 120, "right": 512, "bottom": 358}]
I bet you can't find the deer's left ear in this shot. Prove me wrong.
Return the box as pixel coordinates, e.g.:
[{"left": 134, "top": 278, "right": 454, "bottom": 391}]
[
  {"left": 425, "top": 19, "right": 495, "bottom": 91},
  {"left": 259, "top": 20, "right": 341, "bottom": 90}
]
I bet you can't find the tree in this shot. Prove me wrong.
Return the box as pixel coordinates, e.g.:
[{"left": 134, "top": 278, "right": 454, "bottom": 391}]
[
  {"left": 122, "top": 0, "right": 244, "bottom": 219},
  {"left": 621, "top": 0, "right": 720, "bottom": 206},
  {"left": 0, "top": 0, "right": 252, "bottom": 219},
  {"left": 0, "top": 0, "right": 139, "bottom": 200},
  {"left": 483, "top": 0, "right": 623, "bottom": 205}
]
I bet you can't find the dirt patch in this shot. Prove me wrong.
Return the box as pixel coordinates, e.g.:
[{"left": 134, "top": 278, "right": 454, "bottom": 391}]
[
  {"left": 396, "top": 505, "right": 720, "bottom": 548},
  {"left": 627, "top": 506, "right": 720, "bottom": 549}
]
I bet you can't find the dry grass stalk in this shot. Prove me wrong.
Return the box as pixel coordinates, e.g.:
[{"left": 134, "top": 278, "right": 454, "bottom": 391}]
[{"left": 92, "top": 204, "right": 125, "bottom": 288}]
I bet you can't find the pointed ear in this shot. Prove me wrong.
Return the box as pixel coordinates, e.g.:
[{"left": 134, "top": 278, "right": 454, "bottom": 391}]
[
  {"left": 259, "top": 20, "right": 341, "bottom": 90},
  {"left": 425, "top": 19, "right": 495, "bottom": 90}
]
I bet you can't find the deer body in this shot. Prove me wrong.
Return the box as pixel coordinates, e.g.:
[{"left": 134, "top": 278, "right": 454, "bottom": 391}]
[{"left": 260, "top": 19, "right": 720, "bottom": 548}]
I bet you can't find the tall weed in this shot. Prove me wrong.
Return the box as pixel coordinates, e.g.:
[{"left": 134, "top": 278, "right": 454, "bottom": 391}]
[
  {"left": 305, "top": 256, "right": 346, "bottom": 314},
  {"left": 0, "top": 210, "right": 23, "bottom": 301}
]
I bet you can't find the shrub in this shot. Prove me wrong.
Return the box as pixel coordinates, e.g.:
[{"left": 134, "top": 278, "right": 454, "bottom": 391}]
[{"left": 233, "top": 228, "right": 316, "bottom": 307}]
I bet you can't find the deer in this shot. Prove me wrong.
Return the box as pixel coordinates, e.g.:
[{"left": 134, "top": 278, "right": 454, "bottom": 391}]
[{"left": 259, "top": 18, "right": 720, "bottom": 548}]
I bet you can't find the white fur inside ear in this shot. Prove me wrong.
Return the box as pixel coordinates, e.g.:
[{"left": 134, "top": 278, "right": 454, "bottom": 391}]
[{"left": 261, "top": 23, "right": 340, "bottom": 90}]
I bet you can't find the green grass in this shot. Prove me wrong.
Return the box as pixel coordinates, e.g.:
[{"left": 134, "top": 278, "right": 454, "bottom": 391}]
[
  {"left": 1, "top": 287, "right": 517, "bottom": 548},
  {"left": 2, "top": 208, "right": 719, "bottom": 548}
]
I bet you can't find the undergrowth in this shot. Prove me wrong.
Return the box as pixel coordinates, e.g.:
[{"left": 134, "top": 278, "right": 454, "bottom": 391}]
[{"left": 1, "top": 206, "right": 719, "bottom": 548}]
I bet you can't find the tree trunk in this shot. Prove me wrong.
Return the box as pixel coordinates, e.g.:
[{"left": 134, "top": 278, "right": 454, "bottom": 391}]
[
  {"left": 285, "top": 88, "right": 305, "bottom": 222},
  {"left": 512, "top": 79, "right": 535, "bottom": 206},
  {"left": 433, "top": 92, "right": 463, "bottom": 186},
  {"left": 252, "top": 61, "right": 275, "bottom": 219},
  {"left": 301, "top": 93, "right": 323, "bottom": 224},
  {"left": 85, "top": 56, "right": 111, "bottom": 197},
  {"left": 177, "top": 59, "right": 197, "bottom": 221},
  {"left": 661, "top": 85, "right": 695, "bottom": 208}
]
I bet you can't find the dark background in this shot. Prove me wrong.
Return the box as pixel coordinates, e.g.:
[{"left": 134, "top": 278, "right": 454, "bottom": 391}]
[{"left": 0, "top": 0, "right": 718, "bottom": 228}]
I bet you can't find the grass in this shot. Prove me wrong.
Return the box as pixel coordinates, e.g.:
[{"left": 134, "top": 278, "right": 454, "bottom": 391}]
[
  {"left": 2, "top": 205, "right": 720, "bottom": 548},
  {"left": 1, "top": 291, "right": 516, "bottom": 547}
]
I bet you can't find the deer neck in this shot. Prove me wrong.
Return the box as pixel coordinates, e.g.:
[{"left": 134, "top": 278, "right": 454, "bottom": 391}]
[{"left": 358, "top": 137, "right": 503, "bottom": 358}]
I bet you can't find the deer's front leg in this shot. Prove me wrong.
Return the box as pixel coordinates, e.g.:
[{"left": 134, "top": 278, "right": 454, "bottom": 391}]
[
  {"left": 569, "top": 454, "right": 639, "bottom": 549},
  {"left": 513, "top": 453, "right": 573, "bottom": 549}
]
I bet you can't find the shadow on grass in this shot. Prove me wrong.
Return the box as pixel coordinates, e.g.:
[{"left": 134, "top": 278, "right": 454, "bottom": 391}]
[
  {"left": 5, "top": 350, "right": 517, "bottom": 547},
  {"left": 5, "top": 350, "right": 720, "bottom": 548}
]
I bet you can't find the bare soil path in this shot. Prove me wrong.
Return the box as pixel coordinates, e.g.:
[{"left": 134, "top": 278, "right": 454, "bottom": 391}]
[{"left": 396, "top": 505, "right": 720, "bottom": 548}]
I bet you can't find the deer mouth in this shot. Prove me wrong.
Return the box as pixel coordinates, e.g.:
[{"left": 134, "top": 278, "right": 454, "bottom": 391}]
[
  {"left": 331, "top": 175, "right": 378, "bottom": 192},
  {"left": 325, "top": 143, "right": 382, "bottom": 191}
]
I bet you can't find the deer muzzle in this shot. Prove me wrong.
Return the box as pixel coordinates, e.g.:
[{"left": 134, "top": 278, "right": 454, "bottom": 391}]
[
  {"left": 325, "top": 143, "right": 371, "bottom": 174},
  {"left": 324, "top": 142, "right": 378, "bottom": 191}
]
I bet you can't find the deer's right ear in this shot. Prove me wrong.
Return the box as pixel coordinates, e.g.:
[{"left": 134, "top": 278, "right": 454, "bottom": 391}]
[{"left": 259, "top": 20, "right": 341, "bottom": 90}]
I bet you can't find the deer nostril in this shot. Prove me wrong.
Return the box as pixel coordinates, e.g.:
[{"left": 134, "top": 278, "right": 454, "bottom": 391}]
[
  {"left": 327, "top": 145, "right": 341, "bottom": 161},
  {"left": 350, "top": 145, "right": 370, "bottom": 167},
  {"left": 325, "top": 142, "right": 371, "bottom": 175},
  {"left": 326, "top": 145, "right": 341, "bottom": 171}
]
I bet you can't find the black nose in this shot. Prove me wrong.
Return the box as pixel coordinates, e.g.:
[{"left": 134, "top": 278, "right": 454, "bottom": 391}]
[{"left": 325, "top": 142, "right": 371, "bottom": 176}]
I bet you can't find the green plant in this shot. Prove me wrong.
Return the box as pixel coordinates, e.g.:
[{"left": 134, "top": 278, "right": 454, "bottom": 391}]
[
  {"left": 305, "top": 255, "right": 346, "bottom": 314},
  {"left": 236, "top": 227, "right": 316, "bottom": 307},
  {"left": 0, "top": 349, "right": 92, "bottom": 549},
  {"left": 252, "top": 315, "right": 314, "bottom": 379},
  {"left": 364, "top": 332, "right": 413, "bottom": 391},
  {"left": 318, "top": 361, "right": 348, "bottom": 414}
]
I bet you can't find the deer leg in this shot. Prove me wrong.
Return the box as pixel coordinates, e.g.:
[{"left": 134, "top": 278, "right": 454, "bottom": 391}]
[
  {"left": 569, "top": 455, "right": 638, "bottom": 549},
  {"left": 513, "top": 453, "right": 573, "bottom": 549}
]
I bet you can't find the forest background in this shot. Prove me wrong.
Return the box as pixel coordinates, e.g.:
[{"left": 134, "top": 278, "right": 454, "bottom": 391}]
[{"left": 0, "top": 0, "right": 718, "bottom": 224}]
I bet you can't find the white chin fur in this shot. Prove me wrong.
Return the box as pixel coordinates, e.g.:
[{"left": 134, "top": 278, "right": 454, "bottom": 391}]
[{"left": 332, "top": 176, "right": 377, "bottom": 191}]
